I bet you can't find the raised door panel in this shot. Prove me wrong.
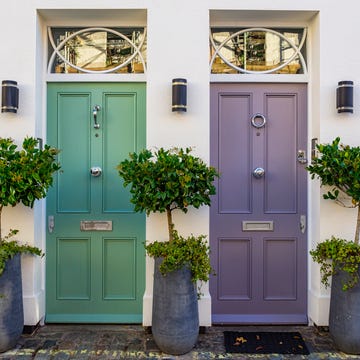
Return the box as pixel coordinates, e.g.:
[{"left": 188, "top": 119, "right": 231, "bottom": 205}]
[
  {"left": 218, "top": 93, "right": 252, "bottom": 214},
  {"left": 56, "top": 93, "right": 91, "bottom": 213},
  {"left": 265, "top": 93, "right": 298, "bottom": 214}
]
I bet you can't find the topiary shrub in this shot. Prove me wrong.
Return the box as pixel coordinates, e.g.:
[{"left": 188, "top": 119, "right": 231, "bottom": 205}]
[
  {"left": 117, "top": 147, "right": 219, "bottom": 283},
  {"left": 0, "top": 137, "right": 60, "bottom": 274}
]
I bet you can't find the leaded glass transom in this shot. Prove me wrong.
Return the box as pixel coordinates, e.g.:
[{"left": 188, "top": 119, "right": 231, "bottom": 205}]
[
  {"left": 48, "top": 27, "right": 147, "bottom": 74},
  {"left": 210, "top": 27, "right": 307, "bottom": 74}
]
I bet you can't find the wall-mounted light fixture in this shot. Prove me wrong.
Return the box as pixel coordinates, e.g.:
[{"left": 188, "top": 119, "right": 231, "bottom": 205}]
[
  {"left": 336, "top": 80, "right": 353, "bottom": 113},
  {"left": 172, "top": 78, "right": 187, "bottom": 112},
  {"left": 1, "top": 80, "right": 19, "bottom": 113}
]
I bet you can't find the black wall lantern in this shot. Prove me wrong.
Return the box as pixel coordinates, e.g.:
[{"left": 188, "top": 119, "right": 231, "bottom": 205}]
[
  {"left": 1, "top": 80, "right": 19, "bottom": 113},
  {"left": 336, "top": 80, "right": 353, "bottom": 113},
  {"left": 172, "top": 78, "right": 187, "bottom": 112}
]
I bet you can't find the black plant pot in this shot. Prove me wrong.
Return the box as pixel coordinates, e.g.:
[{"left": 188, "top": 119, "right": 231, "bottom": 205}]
[
  {"left": 329, "top": 267, "right": 360, "bottom": 354},
  {"left": 0, "top": 254, "right": 24, "bottom": 353},
  {"left": 152, "top": 257, "right": 199, "bottom": 355}
]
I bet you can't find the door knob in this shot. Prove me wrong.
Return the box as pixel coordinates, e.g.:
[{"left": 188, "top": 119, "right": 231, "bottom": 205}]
[
  {"left": 90, "top": 166, "right": 102, "bottom": 177},
  {"left": 253, "top": 167, "right": 265, "bottom": 178}
]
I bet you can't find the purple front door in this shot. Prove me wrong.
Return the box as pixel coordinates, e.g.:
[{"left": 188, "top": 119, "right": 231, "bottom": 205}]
[{"left": 210, "top": 83, "right": 308, "bottom": 324}]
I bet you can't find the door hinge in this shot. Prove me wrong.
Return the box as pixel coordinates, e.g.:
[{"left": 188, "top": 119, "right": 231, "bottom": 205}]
[
  {"left": 300, "top": 215, "right": 306, "bottom": 234},
  {"left": 48, "top": 215, "right": 55, "bottom": 233}
]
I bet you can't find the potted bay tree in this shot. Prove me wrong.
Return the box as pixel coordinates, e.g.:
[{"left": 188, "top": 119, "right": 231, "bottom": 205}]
[
  {"left": 307, "top": 137, "right": 360, "bottom": 354},
  {"left": 0, "top": 137, "right": 60, "bottom": 353},
  {"left": 117, "top": 147, "right": 218, "bottom": 355}
]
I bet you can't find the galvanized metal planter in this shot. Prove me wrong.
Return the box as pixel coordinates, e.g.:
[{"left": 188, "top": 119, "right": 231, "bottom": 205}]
[
  {"left": 152, "top": 257, "right": 199, "bottom": 355},
  {"left": 329, "top": 268, "right": 360, "bottom": 354},
  {"left": 0, "top": 254, "right": 24, "bottom": 353}
]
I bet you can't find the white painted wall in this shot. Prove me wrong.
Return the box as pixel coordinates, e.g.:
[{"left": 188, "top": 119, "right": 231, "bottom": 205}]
[{"left": 1, "top": 0, "right": 360, "bottom": 327}]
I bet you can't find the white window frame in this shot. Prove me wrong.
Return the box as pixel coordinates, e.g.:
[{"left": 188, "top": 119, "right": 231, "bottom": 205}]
[{"left": 210, "top": 26, "right": 309, "bottom": 84}]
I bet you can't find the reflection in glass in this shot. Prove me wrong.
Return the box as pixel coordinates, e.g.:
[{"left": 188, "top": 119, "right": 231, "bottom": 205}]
[
  {"left": 210, "top": 28, "right": 307, "bottom": 74},
  {"left": 48, "top": 27, "right": 147, "bottom": 74}
]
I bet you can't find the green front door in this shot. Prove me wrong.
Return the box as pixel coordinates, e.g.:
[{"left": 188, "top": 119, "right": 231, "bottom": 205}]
[{"left": 46, "top": 83, "right": 146, "bottom": 323}]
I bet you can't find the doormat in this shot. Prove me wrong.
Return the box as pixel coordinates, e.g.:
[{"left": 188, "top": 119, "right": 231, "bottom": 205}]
[{"left": 224, "top": 331, "right": 310, "bottom": 355}]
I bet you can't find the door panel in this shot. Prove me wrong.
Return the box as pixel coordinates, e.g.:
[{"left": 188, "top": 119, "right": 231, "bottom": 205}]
[
  {"left": 218, "top": 238, "right": 251, "bottom": 300},
  {"left": 57, "top": 93, "right": 91, "bottom": 212},
  {"left": 265, "top": 94, "right": 297, "bottom": 213},
  {"left": 46, "top": 83, "right": 146, "bottom": 323},
  {"left": 103, "top": 237, "right": 136, "bottom": 299},
  {"left": 57, "top": 238, "right": 90, "bottom": 299},
  {"left": 103, "top": 92, "right": 137, "bottom": 212},
  {"left": 263, "top": 238, "right": 296, "bottom": 299},
  {"left": 210, "top": 83, "right": 307, "bottom": 324},
  {"left": 218, "top": 94, "right": 251, "bottom": 214}
]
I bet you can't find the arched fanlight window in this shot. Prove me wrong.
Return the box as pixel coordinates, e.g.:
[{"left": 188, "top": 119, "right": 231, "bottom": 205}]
[
  {"left": 48, "top": 27, "right": 147, "bottom": 74},
  {"left": 210, "top": 27, "right": 307, "bottom": 75}
]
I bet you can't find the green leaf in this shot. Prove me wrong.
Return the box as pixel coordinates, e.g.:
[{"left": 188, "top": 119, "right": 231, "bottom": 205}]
[
  {"left": 0, "top": 137, "right": 60, "bottom": 239},
  {"left": 306, "top": 137, "right": 360, "bottom": 243},
  {"left": 0, "top": 230, "right": 43, "bottom": 277},
  {"left": 310, "top": 237, "right": 360, "bottom": 291},
  {"left": 145, "top": 230, "right": 215, "bottom": 295},
  {"left": 117, "top": 147, "right": 219, "bottom": 219}
]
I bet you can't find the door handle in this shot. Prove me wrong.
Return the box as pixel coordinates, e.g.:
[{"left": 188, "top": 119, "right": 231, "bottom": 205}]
[
  {"left": 300, "top": 215, "right": 306, "bottom": 234},
  {"left": 297, "top": 150, "right": 308, "bottom": 164},
  {"left": 93, "top": 105, "right": 101, "bottom": 129}
]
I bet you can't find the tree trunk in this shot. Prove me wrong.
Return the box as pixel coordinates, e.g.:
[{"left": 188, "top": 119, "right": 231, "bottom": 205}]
[
  {"left": 166, "top": 208, "right": 173, "bottom": 241},
  {"left": 355, "top": 206, "right": 360, "bottom": 245}
]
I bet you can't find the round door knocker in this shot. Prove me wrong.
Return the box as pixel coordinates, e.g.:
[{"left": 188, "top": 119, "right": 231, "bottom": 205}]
[{"left": 251, "top": 113, "right": 266, "bottom": 129}]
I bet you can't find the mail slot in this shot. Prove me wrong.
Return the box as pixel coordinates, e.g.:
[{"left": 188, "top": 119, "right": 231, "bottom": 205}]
[
  {"left": 242, "top": 221, "right": 274, "bottom": 231},
  {"left": 80, "top": 220, "right": 113, "bottom": 231}
]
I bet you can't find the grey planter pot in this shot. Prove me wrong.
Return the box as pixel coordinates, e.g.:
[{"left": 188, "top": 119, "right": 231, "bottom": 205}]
[
  {"left": 329, "top": 267, "right": 360, "bottom": 354},
  {"left": 0, "top": 254, "right": 24, "bottom": 353},
  {"left": 152, "top": 257, "right": 199, "bottom": 355}
]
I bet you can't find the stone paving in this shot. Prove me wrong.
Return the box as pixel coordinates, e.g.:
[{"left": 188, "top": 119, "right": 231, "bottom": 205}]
[{"left": 1, "top": 324, "right": 360, "bottom": 360}]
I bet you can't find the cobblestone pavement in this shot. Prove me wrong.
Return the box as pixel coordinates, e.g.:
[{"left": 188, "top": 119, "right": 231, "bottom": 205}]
[{"left": 1, "top": 324, "right": 360, "bottom": 359}]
